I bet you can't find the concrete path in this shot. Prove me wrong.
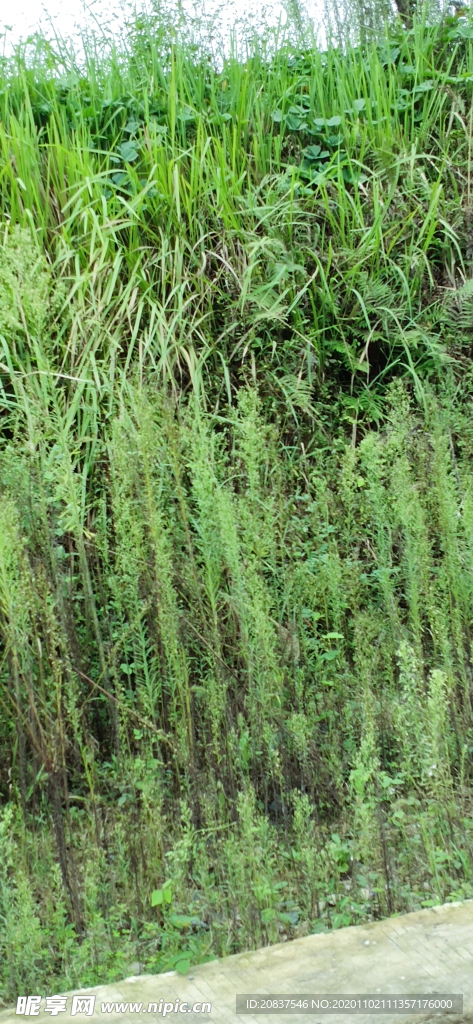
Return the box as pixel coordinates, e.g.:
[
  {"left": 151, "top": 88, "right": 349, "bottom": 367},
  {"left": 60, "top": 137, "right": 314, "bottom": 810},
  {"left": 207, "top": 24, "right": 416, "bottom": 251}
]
[{"left": 2, "top": 900, "right": 472, "bottom": 1024}]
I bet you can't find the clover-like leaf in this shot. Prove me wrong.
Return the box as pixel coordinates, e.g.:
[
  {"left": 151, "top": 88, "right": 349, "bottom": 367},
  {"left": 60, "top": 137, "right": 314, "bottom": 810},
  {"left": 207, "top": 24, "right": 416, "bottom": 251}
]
[
  {"left": 286, "top": 114, "right": 303, "bottom": 130},
  {"left": 304, "top": 144, "right": 322, "bottom": 160},
  {"left": 124, "top": 119, "right": 141, "bottom": 134},
  {"left": 118, "top": 141, "right": 139, "bottom": 163}
]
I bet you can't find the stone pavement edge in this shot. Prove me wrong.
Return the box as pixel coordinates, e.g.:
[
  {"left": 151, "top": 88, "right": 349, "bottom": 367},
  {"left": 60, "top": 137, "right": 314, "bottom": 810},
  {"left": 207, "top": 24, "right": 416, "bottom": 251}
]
[{"left": 1, "top": 899, "right": 472, "bottom": 1024}]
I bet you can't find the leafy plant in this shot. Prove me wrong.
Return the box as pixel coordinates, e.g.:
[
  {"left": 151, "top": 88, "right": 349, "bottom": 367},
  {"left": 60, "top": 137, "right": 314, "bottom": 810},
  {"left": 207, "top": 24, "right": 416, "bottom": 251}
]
[{"left": 0, "top": 1, "right": 473, "bottom": 1005}]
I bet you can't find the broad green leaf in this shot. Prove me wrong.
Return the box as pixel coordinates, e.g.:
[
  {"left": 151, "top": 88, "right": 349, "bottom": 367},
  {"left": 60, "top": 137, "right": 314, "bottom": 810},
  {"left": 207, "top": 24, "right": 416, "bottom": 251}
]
[
  {"left": 118, "top": 141, "right": 139, "bottom": 162},
  {"left": 170, "top": 914, "right": 193, "bottom": 928},
  {"left": 413, "top": 80, "right": 434, "bottom": 93},
  {"left": 174, "top": 959, "right": 191, "bottom": 975},
  {"left": 286, "top": 115, "right": 304, "bottom": 130},
  {"left": 304, "top": 144, "right": 321, "bottom": 160}
]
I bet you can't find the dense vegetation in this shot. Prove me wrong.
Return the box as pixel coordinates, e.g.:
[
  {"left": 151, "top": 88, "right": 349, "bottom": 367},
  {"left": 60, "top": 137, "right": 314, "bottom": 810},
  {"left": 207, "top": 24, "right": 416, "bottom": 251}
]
[{"left": 1, "top": 2, "right": 473, "bottom": 1003}]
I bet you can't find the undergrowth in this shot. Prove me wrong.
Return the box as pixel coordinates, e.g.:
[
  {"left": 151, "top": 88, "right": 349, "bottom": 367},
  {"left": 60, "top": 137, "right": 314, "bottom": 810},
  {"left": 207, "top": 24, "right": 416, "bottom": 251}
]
[{"left": 1, "top": 0, "right": 473, "bottom": 1005}]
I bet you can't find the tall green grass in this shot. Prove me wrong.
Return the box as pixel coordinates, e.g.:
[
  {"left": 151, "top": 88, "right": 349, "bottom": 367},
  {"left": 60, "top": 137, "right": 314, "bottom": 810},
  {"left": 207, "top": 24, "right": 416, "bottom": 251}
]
[{"left": 1, "top": 1, "right": 473, "bottom": 1004}]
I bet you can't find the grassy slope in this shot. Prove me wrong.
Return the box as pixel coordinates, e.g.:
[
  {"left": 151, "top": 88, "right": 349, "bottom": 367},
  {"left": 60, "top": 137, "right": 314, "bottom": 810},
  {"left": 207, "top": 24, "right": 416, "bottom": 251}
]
[{"left": 0, "top": 6, "right": 473, "bottom": 1002}]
